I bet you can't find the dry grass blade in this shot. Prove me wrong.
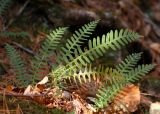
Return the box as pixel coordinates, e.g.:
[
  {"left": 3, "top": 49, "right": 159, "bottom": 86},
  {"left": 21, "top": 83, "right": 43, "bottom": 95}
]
[
  {"left": 16, "top": 104, "right": 23, "bottom": 114},
  {"left": 2, "top": 90, "right": 10, "bottom": 114}
]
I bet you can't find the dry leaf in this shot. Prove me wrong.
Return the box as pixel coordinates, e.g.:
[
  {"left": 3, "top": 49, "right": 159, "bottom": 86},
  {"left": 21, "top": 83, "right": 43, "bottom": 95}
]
[
  {"left": 72, "top": 93, "right": 94, "bottom": 114},
  {"left": 150, "top": 43, "right": 160, "bottom": 54},
  {"left": 23, "top": 85, "right": 33, "bottom": 96},
  {"left": 35, "top": 84, "right": 45, "bottom": 93},
  {"left": 6, "top": 85, "right": 14, "bottom": 91},
  {"left": 113, "top": 85, "right": 140, "bottom": 112},
  {"left": 37, "top": 76, "right": 48, "bottom": 84}
]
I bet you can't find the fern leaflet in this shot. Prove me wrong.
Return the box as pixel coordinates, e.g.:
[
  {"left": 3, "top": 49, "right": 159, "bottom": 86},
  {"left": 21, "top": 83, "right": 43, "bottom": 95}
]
[
  {"left": 5, "top": 44, "right": 30, "bottom": 86},
  {"left": 0, "top": 0, "right": 12, "bottom": 15}
]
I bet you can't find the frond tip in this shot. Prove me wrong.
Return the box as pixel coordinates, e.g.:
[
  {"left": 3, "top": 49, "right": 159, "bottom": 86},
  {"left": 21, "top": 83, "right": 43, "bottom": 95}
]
[
  {"left": 116, "top": 53, "right": 142, "bottom": 75},
  {"left": 40, "top": 27, "right": 68, "bottom": 56},
  {"left": 57, "top": 20, "right": 99, "bottom": 63},
  {"left": 126, "top": 64, "right": 155, "bottom": 82},
  {"left": 30, "top": 27, "right": 67, "bottom": 84}
]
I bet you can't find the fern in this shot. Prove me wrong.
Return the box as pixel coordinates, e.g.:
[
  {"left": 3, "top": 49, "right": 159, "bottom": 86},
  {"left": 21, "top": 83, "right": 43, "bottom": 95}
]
[
  {"left": 5, "top": 44, "right": 30, "bottom": 86},
  {"left": 57, "top": 20, "right": 99, "bottom": 63},
  {"left": 93, "top": 64, "right": 155, "bottom": 109},
  {"left": 39, "top": 27, "right": 67, "bottom": 56},
  {"left": 4, "top": 20, "right": 155, "bottom": 112},
  {"left": 0, "top": 0, "right": 12, "bottom": 15},
  {"left": 65, "top": 65, "right": 106, "bottom": 85},
  {"left": 31, "top": 27, "right": 67, "bottom": 84},
  {"left": 0, "top": 31, "right": 29, "bottom": 38},
  {"left": 125, "top": 64, "right": 155, "bottom": 82},
  {"left": 52, "top": 29, "right": 140, "bottom": 82},
  {"left": 63, "top": 65, "right": 123, "bottom": 86},
  {"left": 116, "top": 53, "right": 142, "bottom": 75}
]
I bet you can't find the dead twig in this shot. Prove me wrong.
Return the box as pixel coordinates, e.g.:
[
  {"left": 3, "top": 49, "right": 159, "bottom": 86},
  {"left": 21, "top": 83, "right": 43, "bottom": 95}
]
[
  {"left": 12, "top": 41, "right": 35, "bottom": 56},
  {"left": 141, "top": 93, "right": 160, "bottom": 99}
]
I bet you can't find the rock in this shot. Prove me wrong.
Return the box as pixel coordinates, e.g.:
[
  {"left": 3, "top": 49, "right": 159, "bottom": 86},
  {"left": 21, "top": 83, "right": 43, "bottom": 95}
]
[{"left": 150, "top": 102, "right": 160, "bottom": 114}]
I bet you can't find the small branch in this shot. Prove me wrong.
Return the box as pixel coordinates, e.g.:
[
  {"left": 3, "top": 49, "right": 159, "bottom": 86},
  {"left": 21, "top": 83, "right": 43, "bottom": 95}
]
[
  {"left": 0, "top": 89, "right": 73, "bottom": 111},
  {"left": 141, "top": 93, "right": 160, "bottom": 99},
  {"left": 12, "top": 41, "right": 35, "bottom": 56},
  {"left": 0, "top": 90, "right": 43, "bottom": 99}
]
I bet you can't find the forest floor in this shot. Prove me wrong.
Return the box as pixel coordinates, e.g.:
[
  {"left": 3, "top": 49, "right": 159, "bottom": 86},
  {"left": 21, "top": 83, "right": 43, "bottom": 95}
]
[{"left": 0, "top": 0, "right": 160, "bottom": 114}]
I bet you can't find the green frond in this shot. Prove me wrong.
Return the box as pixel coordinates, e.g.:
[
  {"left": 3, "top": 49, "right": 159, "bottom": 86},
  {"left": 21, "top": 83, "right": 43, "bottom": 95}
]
[
  {"left": 125, "top": 64, "right": 155, "bottom": 82},
  {"left": 5, "top": 44, "right": 30, "bottom": 86},
  {"left": 94, "top": 77, "right": 124, "bottom": 109},
  {"left": 63, "top": 65, "right": 124, "bottom": 87},
  {"left": 31, "top": 27, "right": 67, "bottom": 84},
  {"left": 116, "top": 53, "right": 142, "bottom": 75},
  {"left": 57, "top": 20, "right": 99, "bottom": 64},
  {"left": 0, "top": 31, "right": 29, "bottom": 38},
  {"left": 0, "top": 0, "right": 12, "bottom": 15},
  {"left": 39, "top": 27, "right": 67, "bottom": 56},
  {"left": 52, "top": 64, "right": 122, "bottom": 87},
  {"left": 65, "top": 65, "right": 106, "bottom": 85},
  {"left": 93, "top": 64, "right": 155, "bottom": 109},
  {"left": 52, "top": 29, "right": 140, "bottom": 80}
]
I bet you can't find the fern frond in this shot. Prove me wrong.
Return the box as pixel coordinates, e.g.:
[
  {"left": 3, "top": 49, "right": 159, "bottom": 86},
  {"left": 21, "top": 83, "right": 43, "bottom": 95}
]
[
  {"left": 39, "top": 27, "right": 67, "bottom": 56},
  {"left": 126, "top": 64, "right": 155, "bottom": 82},
  {"left": 0, "top": 0, "right": 12, "bottom": 15},
  {"left": 94, "top": 77, "right": 124, "bottom": 109},
  {"left": 93, "top": 64, "right": 155, "bottom": 109},
  {"left": 116, "top": 53, "right": 142, "bottom": 75},
  {"left": 31, "top": 27, "right": 67, "bottom": 84},
  {"left": 64, "top": 65, "right": 123, "bottom": 86},
  {"left": 5, "top": 44, "right": 30, "bottom": 86},
  {"left": 52, "top": 29, "right": 140, "bottom": 80},
  {"left": 57, "top": 20, "right": 99, "bottom": 63},
  {"left": 0, "top": 31, "right": 29, "bottom": 38},
  {"left": 66, "top": 65, "right": 106, "bottom": 85}
]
